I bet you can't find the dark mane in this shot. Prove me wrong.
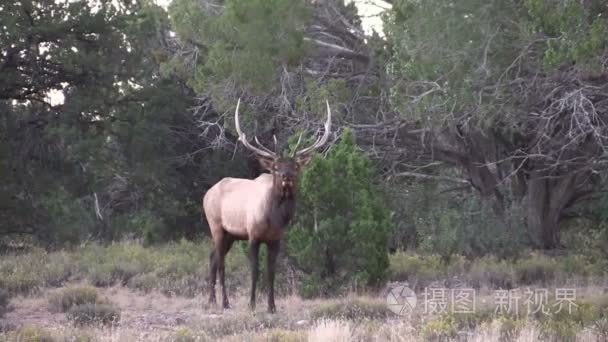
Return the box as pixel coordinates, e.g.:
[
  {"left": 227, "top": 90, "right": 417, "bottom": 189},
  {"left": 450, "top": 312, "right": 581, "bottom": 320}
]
[{"left": 268, "top": 188, "right": 296, "bottom": 229}]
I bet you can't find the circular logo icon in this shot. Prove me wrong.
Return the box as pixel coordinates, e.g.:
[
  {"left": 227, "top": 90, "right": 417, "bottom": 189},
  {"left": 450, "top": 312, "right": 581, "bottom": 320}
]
[{"left": 386, "top": 285, "right": 417, "bottom": 315}]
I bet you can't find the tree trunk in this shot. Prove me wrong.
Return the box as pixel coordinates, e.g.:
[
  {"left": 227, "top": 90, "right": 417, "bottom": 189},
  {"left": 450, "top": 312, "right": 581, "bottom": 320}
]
[{"left": 526, "top": 173, "right": 577, "bottom": 249}]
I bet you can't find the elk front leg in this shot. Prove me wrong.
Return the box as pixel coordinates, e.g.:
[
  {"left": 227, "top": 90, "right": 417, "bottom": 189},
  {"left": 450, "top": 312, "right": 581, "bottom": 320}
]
[
  {"left": 266, "top": 240, "right": 280, "bottom": 313},
  {"left": 248, "top": 240, "right": 261, "bottom": 311}
]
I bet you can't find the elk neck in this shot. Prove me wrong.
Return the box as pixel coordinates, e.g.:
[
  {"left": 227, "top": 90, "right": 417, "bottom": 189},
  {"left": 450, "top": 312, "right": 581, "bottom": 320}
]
[{"left": 265, "top": 180, "right": 296, "bottom": 230}]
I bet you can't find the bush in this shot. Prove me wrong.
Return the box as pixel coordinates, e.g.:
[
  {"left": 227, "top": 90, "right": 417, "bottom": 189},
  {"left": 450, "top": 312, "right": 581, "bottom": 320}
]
[
  {"left": 66, "top": 303, "right": 121, "bottom": 326},
  {"left": 445, "top": 302, "right": 497, "bottom": 331},
  {"left": 595, "top": 318, "right": 608, "bottom": 340},
  {"left": 0, "top": 248, "right": 75, "bottom": 295},
  {"left": 469, "top": 257, "right": 515, "bottom": 289},
  {"left": 127, "top": 273, "right": 159, "bottom": 292},
  {"left": 0, "top": 289, "right": 9, "bottom": 318},
  {"left": 48, "top": 286, "right": 98, "bottom": 313},
  {"left": 172, "top": 327, "right": 206, "bottom": 342},
  {"left": 310, "top": 297, "right": 392, "bottom": 321},
  {"left": 514, "top": 254, "right": 557, "bottom": 285},
  {"left": 388, "top": 252, "right": 445, "bottom": 288},
  {"left": 261, "top": 329, "right": 306, "bottom": 342},
  {"left": 286, "top": 129, "right": 392, "bottom": 296},
  {"left": 420, "top": 316, "right": 458, "bottom": 341},
  {"left": 9, "top": 325, "right": 56, "bottom": 342},
  {"left": 415, "top": 194, "right": 526, "bottom": 259},
  {"left": 0, "top": 240, "right": 252, "bottom": 296},
  {"left": 498, "top": 318, "right": 525, "bottom": 342},
  {"left": 534, "top": 296, "right": 604, "bottom": 342}
]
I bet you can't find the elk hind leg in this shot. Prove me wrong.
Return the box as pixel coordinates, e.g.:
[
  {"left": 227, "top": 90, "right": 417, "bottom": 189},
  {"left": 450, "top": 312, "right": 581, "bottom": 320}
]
[
  {"left": 208, "top": 248, "right": 218, "bottom": 305},
  {"left": 218, "top": 232, "right": 235, "bottom": 309}
]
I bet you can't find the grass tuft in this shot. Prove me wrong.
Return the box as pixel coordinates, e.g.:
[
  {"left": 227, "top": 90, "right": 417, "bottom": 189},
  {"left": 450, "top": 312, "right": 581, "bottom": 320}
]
[
  {"left": 48, "top": 286, "right": 98, "bottom": 313},
  {"left": 67, "top": 303, "right": 121, "bottom": 326},
  {"left": 310, "top": 297, "right": 392, "bottom": 321}
]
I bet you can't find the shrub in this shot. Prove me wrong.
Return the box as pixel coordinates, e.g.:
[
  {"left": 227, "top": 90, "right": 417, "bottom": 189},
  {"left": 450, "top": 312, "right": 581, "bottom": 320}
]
[
  {"left": 127, "top": 273, "right": 159, "bottom": 292},
  {"left": 469, "top": 257, "right": 515, "bottom": 289},
  {"left": 9, "top": 325, "right": 55, "bottom": 342},
  {"left": 559, "top": 254, "right": 590, "bottom": 279},
  {"left": 446, "top": 302, "right": 497, "bottom": 331},
  {"left": 416, "top": 197, "right": 526, "bottom": 259},
  {"left": 0, "top": 289, "right": 9, "bottom": 318},
  {"left": 595, "top": 318, "right": 608, "bottom": 340},
  {"left": 67, "top": 303, "right": 121, "bottom": 326},
  {"left": 259, "top": 329, "right": 306, "bottom": 342},
  {"left": 514, "top": 254, "right": 557, "bottom": 285},
  {"left": 498, "top": 317, "right": 525, "bottom": 342},
  {"left": 310, "top": 297, "right": 392, "bottom": 321},
  {"left": 420, "top": 316, "right": 458, "bottom": 341},
  {"left": 172, "top": 327, "right": 205, "bottom": 342},
  {"left": 534, "top": 296, "right": 604, "bottom": 342},
  {"left": 48, "top": 286, "right": 98, "bottom": 313},
  {"left": 286, "top": 129, "right": 392, "bottom": 296},
  {"left": 388, "top": 252, "right": 445, "bottom": 288}
]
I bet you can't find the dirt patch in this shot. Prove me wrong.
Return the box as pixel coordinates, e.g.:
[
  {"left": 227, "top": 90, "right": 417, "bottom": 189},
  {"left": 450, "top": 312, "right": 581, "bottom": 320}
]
[{"left": 0, "top": 285, "right": 311, "bottom": 335}]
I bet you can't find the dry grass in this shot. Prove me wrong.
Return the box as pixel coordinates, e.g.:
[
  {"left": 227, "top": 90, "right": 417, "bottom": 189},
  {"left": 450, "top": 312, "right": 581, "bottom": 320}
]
[
  {"left": 2, "top": 244, "right": 608, "bottom": 341},
  {"left": 1, "top": 286, "right": 608, "bottom": 341}
]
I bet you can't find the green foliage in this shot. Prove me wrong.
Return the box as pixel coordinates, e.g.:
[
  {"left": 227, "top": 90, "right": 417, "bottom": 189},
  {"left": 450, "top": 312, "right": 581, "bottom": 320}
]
[
  {"left": 166, "top": 0, "right": 309, "bottom": 109},
  {"left": 386, "top": 0, "right": 524, "bottom": 123},
  {"left": 525, "top": 0, "right": 607, "bottom": 71},
  {"left": 38, "top": 187, "right": 96, "bottom": 247},
  {"left": 286, "top": 129, "right": 392, "bottom": 296},
  {"left": 0, "top": 248, "right": 75, "bottom": 294},
  {"left": 295, "top": 79, "right": 351, "bottom": 122},
  {"left": 384, "top": 0, "right": 608, "bottom": 252},
  {"left": 0, "top": 240, "right": 254, "bottom": 296},
  {"left": 417, "top": 198, "right": 526, "bottom": 259},
  {"left": 0, "top": 0, "right": 208, "bottom": 246}
]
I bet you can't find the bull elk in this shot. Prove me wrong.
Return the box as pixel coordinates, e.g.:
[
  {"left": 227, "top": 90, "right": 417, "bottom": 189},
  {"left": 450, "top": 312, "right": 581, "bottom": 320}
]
[{"left": 202, "top": 99, "right": 332, "bottom": 313}]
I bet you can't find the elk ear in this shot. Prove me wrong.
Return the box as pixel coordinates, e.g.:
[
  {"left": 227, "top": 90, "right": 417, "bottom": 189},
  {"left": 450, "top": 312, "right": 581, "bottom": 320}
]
[
  {"left": 258, "top": 156, "right": 276, "bottom": 172},
  {"left": 296, "top": 154, "right": 313, "bottom": 169}
]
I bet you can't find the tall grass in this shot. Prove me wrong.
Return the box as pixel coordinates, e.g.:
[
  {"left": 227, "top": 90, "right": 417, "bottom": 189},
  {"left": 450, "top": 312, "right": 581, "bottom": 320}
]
[{"left": 0, "top": 239, "right": 249, "bottom": 296}]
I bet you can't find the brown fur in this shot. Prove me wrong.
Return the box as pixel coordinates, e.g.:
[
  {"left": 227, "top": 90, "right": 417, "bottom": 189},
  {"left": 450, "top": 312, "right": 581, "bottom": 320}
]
[{"left": 203, "top": 157, "right": 309, "bottom": 312}]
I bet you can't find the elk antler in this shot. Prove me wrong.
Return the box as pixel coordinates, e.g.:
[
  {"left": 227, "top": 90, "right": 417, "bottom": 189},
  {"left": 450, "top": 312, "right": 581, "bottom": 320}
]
[
  {"left": 234, "top": 98, "right": 277, "bottom": 159},
  {"left": 294, "top": 100, "right": 332, "bottom": 157}
]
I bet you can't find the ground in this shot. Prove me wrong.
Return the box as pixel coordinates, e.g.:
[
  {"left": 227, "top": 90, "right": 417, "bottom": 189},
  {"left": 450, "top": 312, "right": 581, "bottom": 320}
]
[
  {"left": 1, "top": 242, "right": 608, "bottom": 341},
  {"left": 2, "top": 284, "right": 608, "bottom": 341}
]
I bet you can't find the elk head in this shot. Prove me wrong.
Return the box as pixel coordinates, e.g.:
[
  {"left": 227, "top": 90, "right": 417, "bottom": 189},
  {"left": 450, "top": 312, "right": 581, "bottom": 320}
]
[{"left": 234, "top": 98, "right": 332, "bottom": 197}]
